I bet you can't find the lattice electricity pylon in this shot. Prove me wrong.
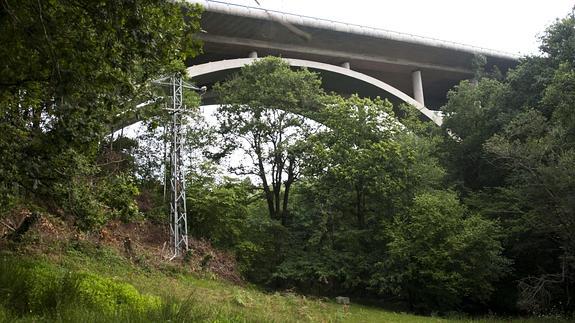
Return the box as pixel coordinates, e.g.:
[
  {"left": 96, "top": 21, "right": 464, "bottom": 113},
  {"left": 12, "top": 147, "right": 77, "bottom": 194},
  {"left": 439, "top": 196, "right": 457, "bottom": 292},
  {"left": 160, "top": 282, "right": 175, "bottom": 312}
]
[{"left": 152, "top": 73, "right": 205, "bottom": 259}]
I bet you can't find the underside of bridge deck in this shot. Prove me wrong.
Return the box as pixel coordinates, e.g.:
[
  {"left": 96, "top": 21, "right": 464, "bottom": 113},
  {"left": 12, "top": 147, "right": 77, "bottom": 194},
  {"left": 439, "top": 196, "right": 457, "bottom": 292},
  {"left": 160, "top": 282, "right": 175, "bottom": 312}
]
[{"left": 187, "top": 0, "right": 518, "bottom": 111}]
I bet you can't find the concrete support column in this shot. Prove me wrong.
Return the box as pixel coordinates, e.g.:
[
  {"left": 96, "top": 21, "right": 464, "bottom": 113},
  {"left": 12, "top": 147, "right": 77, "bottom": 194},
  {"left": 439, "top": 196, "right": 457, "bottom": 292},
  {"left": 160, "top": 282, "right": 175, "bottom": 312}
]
[
  {"left": 411, "top": 70, "right": 425, "bottom": 105},
  {"left": 248, "top": 51, "right": 258, "bottom": 58},
  {"left": 341, "top": 61, "right": 350, "bottom": 69}
]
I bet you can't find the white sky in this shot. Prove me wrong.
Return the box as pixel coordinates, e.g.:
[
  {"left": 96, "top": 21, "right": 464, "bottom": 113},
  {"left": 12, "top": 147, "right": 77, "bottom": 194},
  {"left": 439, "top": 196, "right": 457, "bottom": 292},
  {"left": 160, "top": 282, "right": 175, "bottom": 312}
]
[{"left": 221, "top": 0, "right": 574, "bottom": 55}]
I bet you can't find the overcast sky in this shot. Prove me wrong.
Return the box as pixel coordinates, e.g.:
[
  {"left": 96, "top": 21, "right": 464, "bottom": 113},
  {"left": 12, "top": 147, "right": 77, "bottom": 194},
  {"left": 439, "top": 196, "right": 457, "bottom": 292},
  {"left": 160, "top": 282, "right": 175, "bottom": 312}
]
[{"left": 219, "top": 0, "right": 574, "bottom": 55}]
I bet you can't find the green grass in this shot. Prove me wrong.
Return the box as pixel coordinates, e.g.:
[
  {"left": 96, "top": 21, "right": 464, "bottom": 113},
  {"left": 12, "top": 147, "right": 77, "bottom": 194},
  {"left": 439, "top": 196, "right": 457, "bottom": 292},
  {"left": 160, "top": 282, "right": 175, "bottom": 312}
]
[{"left": 0, "top": 243, "right": 569, "bottom": 323}]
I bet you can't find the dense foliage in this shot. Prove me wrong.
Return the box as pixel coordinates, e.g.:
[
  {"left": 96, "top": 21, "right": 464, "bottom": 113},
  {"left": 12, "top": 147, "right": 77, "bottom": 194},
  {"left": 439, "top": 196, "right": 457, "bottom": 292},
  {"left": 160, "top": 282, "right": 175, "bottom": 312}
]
[
  {"left": 192, "top": 57, "right": 509, "bottom": 313},
  {"left": 2, "top": 0, "right": 575, "bottom": 319},
  {"left": 0, "top": 0, "right": 202, "bottom": 226},
  {"left": 212, "top": 58, "right": 324, "bottom": 224},
  {"left": 439, "top": 12, "right": 575, "bottom": 314},
  {"left": 188, "top": 11, "right": 575, "bottom": 315}
]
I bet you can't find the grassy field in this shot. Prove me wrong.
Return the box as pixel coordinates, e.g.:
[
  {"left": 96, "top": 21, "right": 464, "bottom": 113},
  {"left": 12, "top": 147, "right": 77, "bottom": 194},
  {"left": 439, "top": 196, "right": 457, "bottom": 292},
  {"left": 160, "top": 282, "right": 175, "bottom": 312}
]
[{"left": 0, "top": 234, "right": 568, "bottom": 323}]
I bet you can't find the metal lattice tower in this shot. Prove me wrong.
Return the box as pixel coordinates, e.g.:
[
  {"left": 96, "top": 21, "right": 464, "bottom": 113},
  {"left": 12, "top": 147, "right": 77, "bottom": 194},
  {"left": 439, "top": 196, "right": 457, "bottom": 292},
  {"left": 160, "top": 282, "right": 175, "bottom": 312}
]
[
  {"left": 153, "top": 73, "right": 205, "bottom": 259},
  {"left": 169, "top": 75, "right": 188, "bottom": 258}
]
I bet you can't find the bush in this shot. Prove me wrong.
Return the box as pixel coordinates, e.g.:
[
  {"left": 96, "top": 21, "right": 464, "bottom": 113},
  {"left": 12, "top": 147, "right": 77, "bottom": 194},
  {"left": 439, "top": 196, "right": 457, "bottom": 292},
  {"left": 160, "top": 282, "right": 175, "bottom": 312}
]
[
  {"left": 98, "top": 173, "right": 141, "bottom": 222},
  {"left": 187, "top": 168, "right": 252, "bottom": 250},
  {"left": 71, "top": 272, "right": 160, "bottom": 313},
  {"left": 0, "top": 256, "right": 160, "bottom": 316},
  {"left": 56, "top": 178, "right": 108, "bottom": 230},
  {"left": 52, "top": 172, "right": 141, "bottom": 230}
]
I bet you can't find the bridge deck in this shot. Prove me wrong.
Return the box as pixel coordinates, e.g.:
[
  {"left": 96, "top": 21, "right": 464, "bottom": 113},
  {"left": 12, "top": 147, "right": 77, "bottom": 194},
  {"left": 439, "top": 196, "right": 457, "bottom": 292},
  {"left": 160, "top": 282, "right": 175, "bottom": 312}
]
[{"left": 188, "top": 0, "right": 518, "bottom": 109}]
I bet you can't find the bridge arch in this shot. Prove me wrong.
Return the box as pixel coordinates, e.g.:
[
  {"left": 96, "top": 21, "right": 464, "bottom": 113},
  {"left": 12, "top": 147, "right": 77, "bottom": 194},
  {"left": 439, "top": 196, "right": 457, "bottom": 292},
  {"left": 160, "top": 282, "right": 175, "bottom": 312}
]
[{"left": 186, "top": 57, "right": 444, "bottom": 126}]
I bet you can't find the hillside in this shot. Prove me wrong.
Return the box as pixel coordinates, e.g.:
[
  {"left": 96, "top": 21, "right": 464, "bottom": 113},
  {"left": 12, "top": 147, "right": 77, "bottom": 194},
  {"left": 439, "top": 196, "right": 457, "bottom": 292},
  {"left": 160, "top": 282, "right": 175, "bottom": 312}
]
[{"left": 0, "top": 211, "right": 567, "bottom": 323}]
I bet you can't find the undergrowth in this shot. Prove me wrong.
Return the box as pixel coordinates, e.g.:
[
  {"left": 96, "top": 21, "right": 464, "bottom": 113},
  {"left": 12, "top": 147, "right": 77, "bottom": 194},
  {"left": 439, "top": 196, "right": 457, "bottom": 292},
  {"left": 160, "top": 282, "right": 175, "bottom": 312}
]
[{"left": 0, "top": 242, "right": 571, "bottom": 322}]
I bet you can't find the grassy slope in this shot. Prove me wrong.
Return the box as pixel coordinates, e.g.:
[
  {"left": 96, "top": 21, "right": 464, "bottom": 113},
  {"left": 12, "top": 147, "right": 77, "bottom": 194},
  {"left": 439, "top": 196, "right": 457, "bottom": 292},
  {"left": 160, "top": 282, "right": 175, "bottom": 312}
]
[
  {"left": 0, "top": 243, "right": 566, "bottom": 323},
  {"left": 0, "top": 213, "right": 567, "bottom": 323}
]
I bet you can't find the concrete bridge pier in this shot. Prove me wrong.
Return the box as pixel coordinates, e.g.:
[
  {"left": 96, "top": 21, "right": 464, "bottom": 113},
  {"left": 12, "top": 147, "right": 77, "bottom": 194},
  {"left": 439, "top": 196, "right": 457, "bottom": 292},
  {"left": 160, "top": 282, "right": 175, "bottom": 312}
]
[{"left": 411, "top": 70, "right": 425, "bottom": 106}]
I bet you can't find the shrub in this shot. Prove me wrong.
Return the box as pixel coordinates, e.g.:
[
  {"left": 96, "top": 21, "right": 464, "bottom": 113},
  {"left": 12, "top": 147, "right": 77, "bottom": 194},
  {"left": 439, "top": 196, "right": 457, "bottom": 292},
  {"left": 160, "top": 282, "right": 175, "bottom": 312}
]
[
  {"left": 53, "top": 172, "right": 141, "bottom": 231},
  {"left": 0, "top": 257, "right": 64, "bottom": 314},
  {"left": 0, "top": 256, "right": 160, "bottom": 316},
  {"left": 98, "top": 173, "right": 141, "bottom": 222},
  {"left": 56, "top": 178, "right": 108, "bottom": 230},
  {"left": 71, "top": 272, "right": 160, "bottom": 313}
]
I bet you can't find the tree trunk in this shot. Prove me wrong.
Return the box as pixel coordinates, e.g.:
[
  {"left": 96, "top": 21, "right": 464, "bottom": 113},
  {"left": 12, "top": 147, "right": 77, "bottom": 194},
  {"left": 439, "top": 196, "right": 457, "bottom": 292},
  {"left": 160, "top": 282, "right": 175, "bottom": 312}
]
[
  {"left": 256, "top": 141, "right": 276, "bottom": 220},
  {"left": 272, "top": 151, "right": 285, "bottom": 221},
  {"left": 281, "top": 158, "right": 295, "bottom": 226},
  {"left": 261, "top": 179, "right": 275, "bottom": 220},
  {"left": 273, "top": 182, "right": 281, "bottom": 220},
  {"left": 8, "top": 212, "right": 40, "bottom": 242}
]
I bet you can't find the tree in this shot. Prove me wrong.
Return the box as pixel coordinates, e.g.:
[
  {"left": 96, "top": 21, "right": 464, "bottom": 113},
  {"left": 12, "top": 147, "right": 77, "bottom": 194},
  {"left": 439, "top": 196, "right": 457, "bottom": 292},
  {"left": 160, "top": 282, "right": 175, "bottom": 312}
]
[
  {"left": 273, "top": 96, "right": 453, "bottom": 298},
  {"left": 484, "top": 109, "right": 575, "bottom": 313},
  {"left": 212, "top": 57, "right": 324, "bottom": 225},
  {"left": 440, "top": 78, "right": 513, "bottom": 191},
  {"left": 0, "top": 0, "right": 203, "bottom": 226},
  {"left": 304, "top": 95, "right": 409, "bottom": 229},
  {"left": 439, "top": 9, "right": 575, "bottom": 313},
  {"left": 377, "top": 190, "right": 509, "bottom": 313}
]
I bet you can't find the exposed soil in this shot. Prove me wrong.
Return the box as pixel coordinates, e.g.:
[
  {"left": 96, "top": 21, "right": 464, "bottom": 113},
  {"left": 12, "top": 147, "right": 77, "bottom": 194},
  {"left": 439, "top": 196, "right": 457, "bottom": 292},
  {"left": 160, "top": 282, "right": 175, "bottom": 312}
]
[{"left": 0, "top": 209, "right": 244, "bottom": 285}]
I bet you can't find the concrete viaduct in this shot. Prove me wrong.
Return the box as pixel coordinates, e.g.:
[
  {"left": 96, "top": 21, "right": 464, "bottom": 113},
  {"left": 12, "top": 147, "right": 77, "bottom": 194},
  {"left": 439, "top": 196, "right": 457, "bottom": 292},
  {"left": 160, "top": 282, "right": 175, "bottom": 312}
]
[{"left": 185, "top": 0, "right": 518, "bottom": 126}]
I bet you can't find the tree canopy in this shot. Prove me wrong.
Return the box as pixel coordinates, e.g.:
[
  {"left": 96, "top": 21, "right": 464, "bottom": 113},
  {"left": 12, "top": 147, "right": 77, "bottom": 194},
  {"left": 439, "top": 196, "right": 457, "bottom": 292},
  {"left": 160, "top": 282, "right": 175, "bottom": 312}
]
[
  {"left": 0, "top": 0, "right": 202, "bottom": 225},
  {"left": 439, "top": 10, "right": 575, "bottom": 314},
  {"left": 212, "top": 57, "right": 324, "bottom": 224}
]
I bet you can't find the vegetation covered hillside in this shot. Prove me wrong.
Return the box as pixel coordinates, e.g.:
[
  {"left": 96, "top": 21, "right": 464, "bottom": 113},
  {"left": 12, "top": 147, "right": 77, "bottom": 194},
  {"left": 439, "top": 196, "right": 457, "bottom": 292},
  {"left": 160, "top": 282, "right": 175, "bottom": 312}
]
[
  {"left": 0, "top": 213, "right": 566, "bottom": 322},
  {"left": 1, "top": 0, "right": 575, "bottom": 321}
]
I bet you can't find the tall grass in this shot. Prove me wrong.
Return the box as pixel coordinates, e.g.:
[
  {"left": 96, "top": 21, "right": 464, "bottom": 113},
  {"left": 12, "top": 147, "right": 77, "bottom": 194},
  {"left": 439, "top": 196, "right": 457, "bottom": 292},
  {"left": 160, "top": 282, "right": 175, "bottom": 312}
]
[
  {"left": 0, "top": 255, "right": 243, "bottom": 322},
  {"left": 0, "top": 250, "right": 570, "bottom": 323}
]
